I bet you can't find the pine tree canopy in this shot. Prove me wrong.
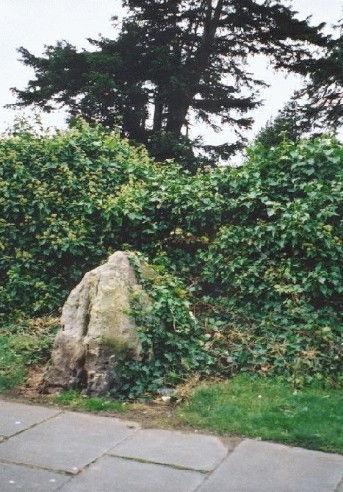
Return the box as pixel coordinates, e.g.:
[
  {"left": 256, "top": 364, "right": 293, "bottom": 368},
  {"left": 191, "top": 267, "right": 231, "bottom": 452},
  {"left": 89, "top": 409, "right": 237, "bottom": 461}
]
[
  {"left": 301, "top": 28, "right": 343, "bottom": 131},
  {"left": 255, "top": 100, "right": 306, "bottom": 148},
  {"left": 11, "top": 0, "right": 328, "bottom": 166}
]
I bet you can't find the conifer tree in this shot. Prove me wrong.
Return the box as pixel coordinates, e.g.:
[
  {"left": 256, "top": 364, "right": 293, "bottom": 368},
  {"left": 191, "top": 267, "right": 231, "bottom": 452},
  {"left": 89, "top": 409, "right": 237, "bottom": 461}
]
[
  {"left": 302, "top": 26, "right": 343, "bottom": 131},
  {"left": 12, "top": 1, "right": 328, "bottom": 166}
]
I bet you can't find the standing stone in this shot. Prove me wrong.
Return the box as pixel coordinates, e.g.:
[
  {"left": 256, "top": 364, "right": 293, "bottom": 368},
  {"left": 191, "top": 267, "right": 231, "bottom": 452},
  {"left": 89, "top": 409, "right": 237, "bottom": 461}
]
[{"left": 44, "top": 251, "right": 152, "bottom": 396}]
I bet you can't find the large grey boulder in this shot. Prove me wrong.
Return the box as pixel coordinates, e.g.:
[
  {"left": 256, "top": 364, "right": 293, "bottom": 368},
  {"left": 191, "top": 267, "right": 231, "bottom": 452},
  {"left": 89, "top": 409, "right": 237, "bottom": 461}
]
[{"left": 44, "top": 251, "right": 152, "bottom": 396}]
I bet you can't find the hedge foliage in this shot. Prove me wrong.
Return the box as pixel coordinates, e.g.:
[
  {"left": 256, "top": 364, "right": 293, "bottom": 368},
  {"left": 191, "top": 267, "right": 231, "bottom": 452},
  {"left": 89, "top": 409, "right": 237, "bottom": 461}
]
[
  {"left": 0, "top": 120, "right": 342, "bottom": 388},
  {"left": 199, "top": 140, "right": 343, "bottom": 384},
  {"left": 0, "top": 121, "right": 160, "bottom": 318}
]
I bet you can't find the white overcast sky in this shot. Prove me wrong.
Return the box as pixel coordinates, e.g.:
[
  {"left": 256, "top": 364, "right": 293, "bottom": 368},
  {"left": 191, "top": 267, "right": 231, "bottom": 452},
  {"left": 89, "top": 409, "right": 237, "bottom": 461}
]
[{"left": 1, "top": 0, "right": 342, "bottom": 144}]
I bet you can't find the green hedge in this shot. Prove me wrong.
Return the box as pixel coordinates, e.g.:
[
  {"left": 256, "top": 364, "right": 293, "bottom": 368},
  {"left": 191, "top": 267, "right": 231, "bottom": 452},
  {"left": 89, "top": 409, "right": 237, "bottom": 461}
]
[
  {"left": 199, "top": 138, "right": 343, "bottom": 383},
  {"left": 1, "top": 121, "right": 342, "bottom": 385},
  {"left": 0, "top": 120, "right": 223, "bottom": 320},
  {"left": 0, "top": 121, "right": 156, "bottom": 318}
]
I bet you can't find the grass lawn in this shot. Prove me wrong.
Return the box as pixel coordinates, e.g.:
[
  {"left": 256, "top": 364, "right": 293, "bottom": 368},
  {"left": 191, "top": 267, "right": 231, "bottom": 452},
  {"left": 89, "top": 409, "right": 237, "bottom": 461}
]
[
  {"left": 51, "top": 390, "right": 128, "bottom": 412},
  {"left": 177, "top": 375, "right": 343, "bottom": 454}
]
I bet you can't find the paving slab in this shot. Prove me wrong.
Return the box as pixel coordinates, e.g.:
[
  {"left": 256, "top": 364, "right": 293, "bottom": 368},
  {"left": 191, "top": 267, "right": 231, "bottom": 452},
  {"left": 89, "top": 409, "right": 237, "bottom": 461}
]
[
  {"left": 0, "top": 462, "right": 70, "bottom": 491},
  {"left": 0, "top": 411, "right": 140, "bottom": 474},
  {"left": 0, "top": 401, "right": 60, "bottom": 437},
  {"left": 109, "top": 428, "right": 228, "bottom": 471},
  {"left": 59, "top": 455, "right": 206, "bottom": 492},
  {"left": 197, "top": 439, "right": 343, "bottom": 492}
]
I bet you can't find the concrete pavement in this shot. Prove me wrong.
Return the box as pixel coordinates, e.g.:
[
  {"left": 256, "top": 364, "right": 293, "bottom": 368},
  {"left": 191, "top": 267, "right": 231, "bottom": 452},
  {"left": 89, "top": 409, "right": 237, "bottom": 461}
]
[{"left": 0, "top": 399, "right": 342, "bottom": 491}]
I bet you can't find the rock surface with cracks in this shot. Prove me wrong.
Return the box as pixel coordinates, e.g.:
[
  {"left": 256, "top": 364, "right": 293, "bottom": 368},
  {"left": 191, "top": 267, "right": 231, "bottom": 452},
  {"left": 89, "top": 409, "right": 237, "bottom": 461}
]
[{"left": 44, "top": 251, "right": 151, "bottom": 396}]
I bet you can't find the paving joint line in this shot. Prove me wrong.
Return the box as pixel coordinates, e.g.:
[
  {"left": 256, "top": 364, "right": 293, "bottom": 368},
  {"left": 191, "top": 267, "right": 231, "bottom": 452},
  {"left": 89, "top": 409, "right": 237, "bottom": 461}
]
[
  {"left": 54, "top": 426, "right": 145, "bottom": 480},
  {"left": 334, "top": 475, "right": 343, "bottom": 492},
  {"left": 192, "top": 439, "right": 250, "bottom": 492},
  {"left": 0, "top": 409, "right": 64, "bottom": 440},
  {"left": 104, "top": 453, "right": 212, "bottom": 474},
  {"left": 0, "top": 457, "right": 73, "bottom": 476}
]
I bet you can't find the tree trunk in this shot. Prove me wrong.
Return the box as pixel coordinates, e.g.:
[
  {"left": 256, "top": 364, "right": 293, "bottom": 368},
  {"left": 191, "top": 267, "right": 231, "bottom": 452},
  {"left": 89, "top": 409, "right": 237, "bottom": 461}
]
[
  {"left": 153, "top": 90, "right": 164, "bottom": 133},
  {"left": 164, "top": 0, "right": 224, "bottom": 137},
  {"left": 165, "top": 99, "right": 189, "bottom": 136}
]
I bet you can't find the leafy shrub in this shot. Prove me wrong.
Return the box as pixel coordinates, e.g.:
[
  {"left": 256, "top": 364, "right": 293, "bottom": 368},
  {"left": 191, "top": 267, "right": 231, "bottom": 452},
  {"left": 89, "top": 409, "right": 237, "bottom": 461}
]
[
  {"left": 1, "top": 120, "right": 342, "bottom": 391},
  {"left": 0, "top": 119, "right": 224, "bottom": 321},
  {"left": 114, "top": 256, "right": 214, "bottom": 399},
  {"left": 0, "top": 120, "right": 161, "bottom": 319},
  {"left": 199, "top": 138, "right": 343, "bottom": 384}
]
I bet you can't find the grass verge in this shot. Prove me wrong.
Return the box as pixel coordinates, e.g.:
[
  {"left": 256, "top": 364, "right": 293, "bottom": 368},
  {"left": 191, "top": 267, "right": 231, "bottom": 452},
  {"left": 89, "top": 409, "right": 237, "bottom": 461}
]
[
  {"left": 177, "top": 375, "right": 343, "bottom": 454},
  {"left": 0, "top": 317, "right": 58, "bottom": 392},
  {"left": 51, "top": 390, "right": 129, "bottom": 412},
  {"left": 1, "top": 318, "right": 341, "bottom": 454}
]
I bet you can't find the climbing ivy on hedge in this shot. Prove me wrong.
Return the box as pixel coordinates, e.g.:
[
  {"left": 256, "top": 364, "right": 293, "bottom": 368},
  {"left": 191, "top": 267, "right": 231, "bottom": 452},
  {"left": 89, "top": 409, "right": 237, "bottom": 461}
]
[
  {"left": 198, "top": 138, "right": 343, "bottom": 384},
  {"left": 113, "top": 255, "right": 214, "bottom": 399},
  {"left": 0, "top": 120, "right": 342, "bottom": 387},
  {"left": 0, "top": 120, "right": 169, "bottom": 319},
  {"left": 0, "top": 119, "right": 223, "bottom": 320}
]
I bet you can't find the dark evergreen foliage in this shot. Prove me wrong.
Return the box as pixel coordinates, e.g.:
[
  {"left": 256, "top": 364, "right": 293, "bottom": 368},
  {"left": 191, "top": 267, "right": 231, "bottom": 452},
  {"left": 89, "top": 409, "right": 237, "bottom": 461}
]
[
  {"left": 255, "top": 100, "right": 311, "bottom": 148},
  {"left": 302, "top": 26, "right": 343, "bottom": 130},
  {"left": 11, "top": 1, "right": 327, "bottom": 166}
]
